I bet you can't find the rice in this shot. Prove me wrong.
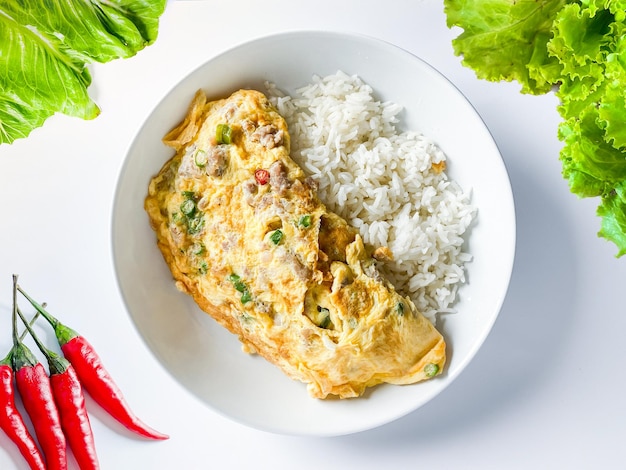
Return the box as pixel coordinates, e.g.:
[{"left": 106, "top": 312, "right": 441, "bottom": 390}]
[{"left": 266, "top": 71, "right": 475, "bottom": 321}]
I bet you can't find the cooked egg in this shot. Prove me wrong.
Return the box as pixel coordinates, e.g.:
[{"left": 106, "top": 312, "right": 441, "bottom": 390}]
[{"left": 145, "top": 89, "right": 446, "bottom": 398}]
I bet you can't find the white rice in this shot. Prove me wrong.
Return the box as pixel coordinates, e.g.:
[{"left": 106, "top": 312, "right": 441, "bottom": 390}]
[{"left": 266, "top": 71, "right": 475, "bottom": 321}]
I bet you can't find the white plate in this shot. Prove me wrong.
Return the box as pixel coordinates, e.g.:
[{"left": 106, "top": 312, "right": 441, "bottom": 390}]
[{"left": 111, "top": 31, "right": 515, "bottom": 437}]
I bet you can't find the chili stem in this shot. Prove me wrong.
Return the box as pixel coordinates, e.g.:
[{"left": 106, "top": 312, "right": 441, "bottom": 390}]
[
  {"left": 16, "top": 285, "right": 58, "bottom": 328},
  {"left": 9, "top": 275, "right": 39, "bottom": 371},
  {"left": 17, "top": 286, "right": 78, "bottom": 346},
  {"left": 18, "top": 311, "right": 41, "bottom": 342},
  {"left": 17, "top": 308, "right": 47, "bottom": 354},
  {"left": 17, "top": 307, "right": 72, "bottom": 381}
]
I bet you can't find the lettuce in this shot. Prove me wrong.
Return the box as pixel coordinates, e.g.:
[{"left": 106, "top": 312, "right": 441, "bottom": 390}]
[
  {"left": 0, "top": 0, "right": 167, "bottom": 144},
  {"left": 445, "top": 0, "right": 626, "bottom": 256}
]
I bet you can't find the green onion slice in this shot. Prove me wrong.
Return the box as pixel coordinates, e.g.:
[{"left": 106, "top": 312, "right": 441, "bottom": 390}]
[
  {"left": 187, "top": 216, "right": 204, "bottom": 235},
  {"left": 240, "top": 289, "right": 252, "bottom": 304},
  {"left": 194, "top": 149, "right": 208, "bottom": 167},
  {"left": 216, "top": 124, "right": 232, "bottom": 144},
  {"left": 228, "top": 273, "right": 247, "bottom": 293},
  {"left": 424, "top": 363, "right": 440, "bottom": 378},
  {"left": 180, "top": 199, "right": 196, "bottom": 216},
  {"left": 192, "top": 242, "right": 205, "bottom": 255},
  {"left": 270, "top": 229, "right": 283, "bottom": 245},
  {"left": 299, "top": 215, "right": 312, "bottom": 228},
  {"left": 316, "top": 306, "right": 331, "bottom": 329},
  {"left": 319, "top": 313, "right": 331, "bottom": 329}
]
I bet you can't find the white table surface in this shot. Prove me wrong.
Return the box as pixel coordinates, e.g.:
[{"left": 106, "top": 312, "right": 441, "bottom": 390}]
[{"left": 2, "top": 1, "right": 625, "bottom": 469}]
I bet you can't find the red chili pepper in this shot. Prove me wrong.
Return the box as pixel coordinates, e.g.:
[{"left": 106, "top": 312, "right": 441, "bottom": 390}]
[
  {"left": 50, "top": 367, "right": 99, "bottom": 469},
  {"left": 17, "top": 307, "right": 100, "bottom": 470},
  {"left": 11, "top": 277, "right": 67, "bottom": 470},
  {"left": 18, "top": 286, "right": 169, "bottom": 441},
  {"left": 14, "top": 362, "right": 68, "bottom": 470},
  {"left": 60, "top": 336, "right": 169, "bottom": 440},
  {"left": 0, "top": 351, "right": 46, "bottom": 470},
  {"left": 255, "top": 168, "right": 270, "bottom": 185}
]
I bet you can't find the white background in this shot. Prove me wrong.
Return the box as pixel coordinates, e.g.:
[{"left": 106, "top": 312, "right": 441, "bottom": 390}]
[{"left": 1, "top": 1, "right": 625, "bottom": 468}]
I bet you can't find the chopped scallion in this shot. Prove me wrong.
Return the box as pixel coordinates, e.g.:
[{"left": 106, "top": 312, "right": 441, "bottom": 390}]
[
  {"left": 216, "top": 123, "right": 232, "bottom": 144},
  {"left": 194, "top": 149, "right": 208, "bottom": 167},
  {"left": 180, "top": 199, "right": 196, "bottom": 216},
  {"left": 240, "top": 289, "right": 252, "bottom": 304},
  {"left": 192, "top": 242, "right": 205, "bottom": 255},
  {"left": 270, "top": 229, "right": 283, "bottom": 245},
  {"left": 424, "top": 363, "right": 440, "bottom": 378},
  {"left": 228, "top": 273, "right": 247, "bottom": 293},
  {"left": 187, "top": 216, "right": 204, "bottom": 235},
  {"left": 396, "top": 302, "right": 405, "bottom": 316},
  {"left": 317, "top": 306, "right": 331, "bottom": 329},
  {"left": 298, "top": 215, "right": 312, "bottom": 228}
]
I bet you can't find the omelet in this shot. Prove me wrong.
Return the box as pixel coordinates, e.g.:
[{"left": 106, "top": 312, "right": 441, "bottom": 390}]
[{"left": 145, "top": 89, "right": 446, "bottom": 399}]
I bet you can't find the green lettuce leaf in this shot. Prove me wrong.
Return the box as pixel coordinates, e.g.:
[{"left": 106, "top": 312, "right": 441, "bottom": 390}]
[
  {"left": 597, "top": 28, "right": 626, "bottom": 150},
  {"left": 0, "top": 0, "right": 167, "bottom": 144},
  {"left": 598, "top": 182, "right": 626, "bottom": 257},
  {"left": 444, "top": 0, "right": 567, "bottom": 94},
  {"left": 548, "top": 4, "right": 613, "bottom": 70},
  {"left": 445, "top": 0, "right": 626, "bottom": 257},
  {"left": 559, "top": 109, "right": 626, "bottom": 195}
]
